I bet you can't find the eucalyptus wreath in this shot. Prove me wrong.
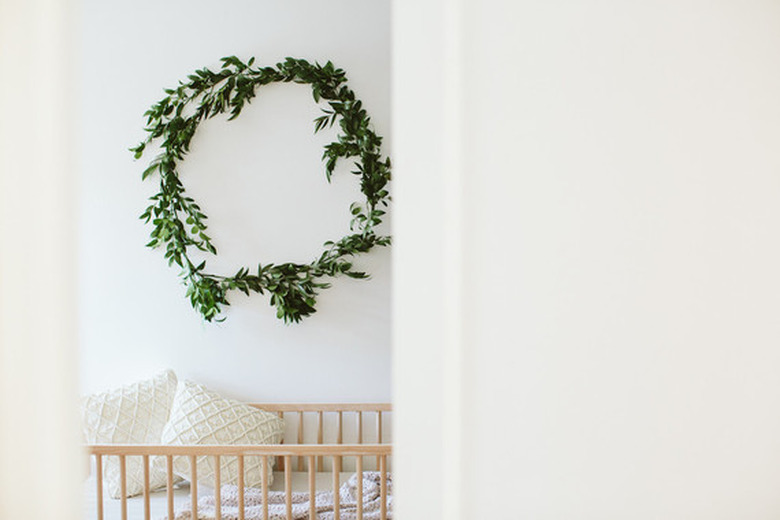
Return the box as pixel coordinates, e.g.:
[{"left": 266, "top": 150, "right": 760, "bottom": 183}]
[{"left": 130, "top": 56, "right": 391, "bottom": 323}]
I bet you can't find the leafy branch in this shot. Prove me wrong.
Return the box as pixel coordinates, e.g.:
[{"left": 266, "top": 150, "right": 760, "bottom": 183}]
[{"left": 131, "top": 56, "right": 391, "bottom": 323}]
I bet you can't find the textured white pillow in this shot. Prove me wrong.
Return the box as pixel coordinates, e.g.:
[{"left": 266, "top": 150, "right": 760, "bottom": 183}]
[
  {"left": 160, "top": 380, "right": 285, "bottom": 488},
  {"left": 81, "top": 370, "right": 178, "bottom": 498}
]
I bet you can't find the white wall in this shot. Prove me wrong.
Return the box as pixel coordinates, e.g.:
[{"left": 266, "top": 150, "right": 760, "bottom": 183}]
[
  {"left": 0, "top": 1, "right": 80, "bottom": 519},
  {"left": 78, "top": 0, "right": 391, "bottom": 402},
  {"left": 394, "top": 1, "right": 780, "bottom": 519}
]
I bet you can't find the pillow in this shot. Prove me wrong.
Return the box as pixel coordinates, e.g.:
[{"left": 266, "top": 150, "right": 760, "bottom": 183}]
[
  {"left": 160, "top": 380, "right": 285, "bottom": 488},
  {"left": 81, "top": 370, "right": 178, "bottom": 498}
]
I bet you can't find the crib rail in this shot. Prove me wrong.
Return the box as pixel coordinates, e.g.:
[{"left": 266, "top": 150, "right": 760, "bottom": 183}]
[
  {"left": 86, "top": 444, "right": 391, "bottom": 520},
  {"left": 247, "top": 403, "right": 392, "bottom": 412},
  {"left": 248, "top": 403, "right": 391, "bottom": 471},
  {"left": 86, "top": 444, "right": 392, "bottom": 456}
]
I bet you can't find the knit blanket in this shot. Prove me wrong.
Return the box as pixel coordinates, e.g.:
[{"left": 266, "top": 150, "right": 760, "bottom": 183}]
[{"left": 172, "top": 472, "right": 392, "bottom": 520}]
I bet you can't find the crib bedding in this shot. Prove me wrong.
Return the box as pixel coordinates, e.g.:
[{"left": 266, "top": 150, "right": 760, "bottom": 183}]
[
  {"left": 84, "top": 471, "right": 355, "bottom": 520},
  {"left": 175, "top": 471, "right": 391, "bottom": 520}
]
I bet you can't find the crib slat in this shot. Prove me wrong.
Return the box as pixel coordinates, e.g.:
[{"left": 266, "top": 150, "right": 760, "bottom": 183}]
[
  {"left": 333, "top": 455, "right": 341, "bottom": 520},
  {"left": 119, "top": 455, "right": 127, "bottom": 520},
  {"left": 261, "top": 456, "right": 269, "bottom": 520},
  {"left": 357, "top": 411, "right": 363, "bottom": 444},
  {"left": 317, "top": 411, "right": 324, "bottom": 471},
  {"left": 356, "top": 456, "right": 364, "bottom": 520},
  {"left": 380, "top": 455, "right": 387, "bottom": 520},
  {"left": 308, "top": 455, "right": 316, "bottom": 520},
  {"left": 337, "top": 411, "right": 343, "bottom": 469},
  {"left": 190, "top": 455, "right": 198, "bottom": 520},
  {"left": 214, "top": 455, "right": 222, "bottom": 520},
  {"left": 277, "top": 411, "right": 284, "bottom": 470},
  {"left": 285, "top": 455, "right": 292, "bottom": 520},
  {"left": 238, "top": 455, "right": 245, "bottom": 520},
  {"left": 165, "top": 455, "right": 173, "bottom": 520},
  {"left": 95, "top": 455, "right": 104, "bottom": 520},
  {"left": 376, "top": 411, "right": 383, "bottom": 469},
  {"left": 167, "top": 455, "right": 174, "bottom": 520},
  {"left": 297, "top": 411, "right": 304, "bottom": 471},
  {"left": 143, "top": 455, "right": 151, "bottom": 520}
]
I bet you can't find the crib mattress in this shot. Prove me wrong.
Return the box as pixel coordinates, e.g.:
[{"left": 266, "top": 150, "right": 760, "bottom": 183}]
[{"left": 84, "top": 472, "right": 354, "bottom": 520}]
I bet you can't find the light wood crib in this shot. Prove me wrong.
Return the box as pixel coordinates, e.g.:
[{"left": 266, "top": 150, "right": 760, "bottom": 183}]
[{"left": 85, "top": 403, "right": 392, "bottom": 520}]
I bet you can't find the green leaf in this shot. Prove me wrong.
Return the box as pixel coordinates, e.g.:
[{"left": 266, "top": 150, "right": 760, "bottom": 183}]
[{"left": 142, "top": 163, "right": 159, "bottom": 180}]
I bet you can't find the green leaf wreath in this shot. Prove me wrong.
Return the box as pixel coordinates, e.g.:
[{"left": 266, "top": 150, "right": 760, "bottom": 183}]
[{"left": 130, "top": 56, "right": 391, "bottom": 324}]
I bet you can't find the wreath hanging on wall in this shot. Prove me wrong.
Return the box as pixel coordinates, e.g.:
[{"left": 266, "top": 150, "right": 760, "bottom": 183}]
[{"left": 130, "top": 56, "right": 391, "bottom": 324}]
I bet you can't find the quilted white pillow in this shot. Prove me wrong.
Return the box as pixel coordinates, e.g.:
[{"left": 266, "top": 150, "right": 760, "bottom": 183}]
[
  {"left": 160, "top": 380, "right": 285, "bottom": 488},
  {"left": 81, "top": 370, "right": 178, "bottom": 498}
]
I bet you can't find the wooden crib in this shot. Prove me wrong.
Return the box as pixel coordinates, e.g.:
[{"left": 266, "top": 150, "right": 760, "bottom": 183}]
[{"left": 85, "top": 403, "right": 392, "bottom": 520}]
